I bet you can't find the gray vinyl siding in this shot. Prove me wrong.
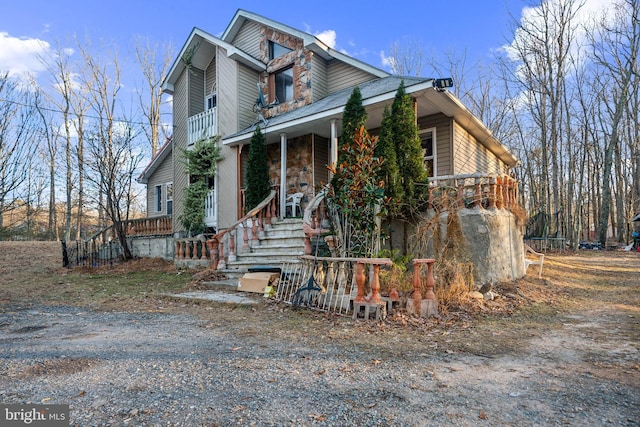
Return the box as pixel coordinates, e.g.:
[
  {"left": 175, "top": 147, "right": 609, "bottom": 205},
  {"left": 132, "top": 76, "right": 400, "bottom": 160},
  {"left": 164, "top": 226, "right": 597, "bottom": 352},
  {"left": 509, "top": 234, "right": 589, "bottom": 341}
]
[
  {"left": 216, "top": 145, "right": 239, "bottom": 228},
  {"left": 217, "top": 47, "right": 239, "bottom": 136},
  {"left": 205, "top": 57, "right": 217, "bottom": 98},
  {"left": 418, "top": 113, "right": 452, "bottom": 176},
  {"left": 452, "top": 121, "right": 507, "bottom": 175},
  {"left": 311, "top": 54, "right": 328, "bottom": 102},
  {"left": 238, "top": 63, "right": 260, "bottom": 131},
  {"left": 189, "top": 67, "right": 205, "bottom": 117},
  {"left": 172, "top": 68, "right": 189, "bottom": 234},
  {"left": 327, "top": 60, "right": 377, "bottom": 93},
  {"left": 230, "top": 20, "right": 262, "bottom": 59},
  {"left": 146, "top": 155, "right": 173, "bottom": 217},
  {"left": 216, "top": 48, "right": 239, "bottom": 227}
]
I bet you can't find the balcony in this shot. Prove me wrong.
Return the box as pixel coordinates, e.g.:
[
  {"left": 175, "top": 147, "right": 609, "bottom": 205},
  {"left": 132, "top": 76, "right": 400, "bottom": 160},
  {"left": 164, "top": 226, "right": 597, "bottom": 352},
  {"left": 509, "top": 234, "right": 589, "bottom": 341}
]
[{"left": 188, "top": 108, "right": 217, "bottom": 147}]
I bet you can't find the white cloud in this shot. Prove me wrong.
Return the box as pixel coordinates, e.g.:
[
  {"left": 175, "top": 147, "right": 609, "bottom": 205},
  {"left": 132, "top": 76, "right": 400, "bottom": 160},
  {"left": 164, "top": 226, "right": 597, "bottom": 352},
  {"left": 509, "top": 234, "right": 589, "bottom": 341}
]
[
  {"left": 315, "top": 29, "right": 337, "bottom": 49},
  {"left": 379, "top": 50, "right": 394, "bottom": 69},
  {"left": 0, "top": 32, "right": 51, "bottom": 80},
  {"left": 303, "top": 23, "right": 338, "bottom": 49}
]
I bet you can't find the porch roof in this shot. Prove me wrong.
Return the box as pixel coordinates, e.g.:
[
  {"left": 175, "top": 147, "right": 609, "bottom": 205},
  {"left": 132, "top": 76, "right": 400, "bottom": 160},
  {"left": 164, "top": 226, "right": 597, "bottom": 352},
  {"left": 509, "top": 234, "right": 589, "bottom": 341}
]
[
  {"left": 222, "top": 76, "right": 518, "bottom": 168},
  {"left": 137, "top": 137, "right": 172, "bottom": 184}
]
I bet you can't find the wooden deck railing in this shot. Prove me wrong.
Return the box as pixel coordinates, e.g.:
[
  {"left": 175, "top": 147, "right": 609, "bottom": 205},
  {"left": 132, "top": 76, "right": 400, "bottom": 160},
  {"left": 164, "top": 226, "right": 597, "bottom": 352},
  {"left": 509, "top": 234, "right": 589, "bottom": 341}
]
[{"left": 126, "top": 216, "right": 172, "bottom": 237}]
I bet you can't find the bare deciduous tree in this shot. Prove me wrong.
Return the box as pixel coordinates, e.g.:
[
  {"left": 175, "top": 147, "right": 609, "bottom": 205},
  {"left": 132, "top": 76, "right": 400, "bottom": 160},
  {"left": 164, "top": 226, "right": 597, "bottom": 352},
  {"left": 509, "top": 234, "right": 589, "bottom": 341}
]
[
  {"left": 79, "top": 42, "right": 142, "bottom": 259},
  {"left": 588, "top": 0, "right": 640, "bottom": 246},
  {"left": 0, "top": 72, "right": 38, "bottom": 229},
  {"left": 135, "top": 36, "right": 173, "bottom": 157}
]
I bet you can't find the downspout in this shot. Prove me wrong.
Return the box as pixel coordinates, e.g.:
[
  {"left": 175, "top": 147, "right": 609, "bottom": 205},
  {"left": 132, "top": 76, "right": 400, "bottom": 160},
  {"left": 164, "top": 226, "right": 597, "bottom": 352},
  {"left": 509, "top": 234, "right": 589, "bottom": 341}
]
[
  {"left": 237, "top": 144, "right": 243, "bottom": 218},
  {"left": 330, "top": 119, "right": 338, "bottom": 180},
  {"left": 280, "top": 133, "right": 287, "bottom": 219}
]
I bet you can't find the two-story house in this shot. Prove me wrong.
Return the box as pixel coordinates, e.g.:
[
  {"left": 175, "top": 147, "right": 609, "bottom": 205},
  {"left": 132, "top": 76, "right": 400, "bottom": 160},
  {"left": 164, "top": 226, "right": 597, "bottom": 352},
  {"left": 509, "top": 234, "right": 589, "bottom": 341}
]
[{"left": 136, "top": 9, "right": 522, "bottom": 283}]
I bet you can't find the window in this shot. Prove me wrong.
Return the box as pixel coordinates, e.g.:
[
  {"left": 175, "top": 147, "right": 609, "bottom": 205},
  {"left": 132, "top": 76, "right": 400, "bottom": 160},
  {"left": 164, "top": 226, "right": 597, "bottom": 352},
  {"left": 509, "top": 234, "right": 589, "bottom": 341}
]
[
  {"left": 269, "top": 41, "right": 292, "bottom": 60},
  {"left": 206, "top": 93, "right": 217, "bottom": 110},
  {"left": 274, "top": 66, "right": 293, "bottom": 103},
  {"left": 154, "top": 185, "right": 162, "bottom": 213},
  {"left": 166, "top": 183, "right": 173, "bottom": 216},
  {"left": 420, "top": 128, "right": 436, "bottom": 177}
]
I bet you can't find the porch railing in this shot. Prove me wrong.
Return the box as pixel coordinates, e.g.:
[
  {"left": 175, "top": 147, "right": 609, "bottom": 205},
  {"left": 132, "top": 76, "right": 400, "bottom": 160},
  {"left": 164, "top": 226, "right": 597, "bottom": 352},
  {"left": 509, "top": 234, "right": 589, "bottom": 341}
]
[
  {"left": 207, "top": 190, "right": 278, "bottom": 270},
  {"left": 428, "top": 173, "right": 519, "bottom": 212},
  {"left": 175, "top": 235, "right": 211, "bottom": 266},
  {"left": 188, "top": 108, "right": 217, "bottom": 147},
  {"left": 301, "top": 185, "right": 330, "bottom": 255}
]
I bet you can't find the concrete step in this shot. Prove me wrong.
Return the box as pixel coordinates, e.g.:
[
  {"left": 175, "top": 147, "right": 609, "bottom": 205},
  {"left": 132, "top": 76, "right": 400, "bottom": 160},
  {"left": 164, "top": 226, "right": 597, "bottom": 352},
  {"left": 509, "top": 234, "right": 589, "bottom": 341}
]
[
  {"left": 220, "top": 217, "right": 304, "bottom": 278},
  {"left": 245, "top": 240, "right": 304, "bottom": 253}
]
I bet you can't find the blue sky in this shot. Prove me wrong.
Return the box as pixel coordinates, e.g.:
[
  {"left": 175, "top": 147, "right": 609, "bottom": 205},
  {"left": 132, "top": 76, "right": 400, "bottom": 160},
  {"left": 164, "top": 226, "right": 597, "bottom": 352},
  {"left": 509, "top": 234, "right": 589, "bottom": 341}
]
[{"left": 2, "top": 0, "right": 529, "bottom": 82}]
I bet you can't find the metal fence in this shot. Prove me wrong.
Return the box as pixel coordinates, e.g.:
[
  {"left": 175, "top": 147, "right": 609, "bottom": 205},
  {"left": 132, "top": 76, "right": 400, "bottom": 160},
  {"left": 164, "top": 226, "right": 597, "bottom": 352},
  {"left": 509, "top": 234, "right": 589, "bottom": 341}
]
[
  {"left": 276, "top": 256, "right": 360, "bottom": 315},
  {"left": 61, "top": 240, "right": 123, "bottom": 268}
]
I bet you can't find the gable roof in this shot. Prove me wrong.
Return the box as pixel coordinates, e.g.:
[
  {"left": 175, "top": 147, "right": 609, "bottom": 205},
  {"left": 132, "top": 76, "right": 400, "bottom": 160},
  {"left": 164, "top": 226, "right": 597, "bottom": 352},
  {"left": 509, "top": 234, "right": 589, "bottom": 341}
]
[
  {"left": 137, "top": 137, "right": 172, "bottom": 184},
  {"left": 222, "top": 9, "right": 389, "bottom": 79},
  {"left": 162, "top": 27, "right": 266, "bottom": 95}
]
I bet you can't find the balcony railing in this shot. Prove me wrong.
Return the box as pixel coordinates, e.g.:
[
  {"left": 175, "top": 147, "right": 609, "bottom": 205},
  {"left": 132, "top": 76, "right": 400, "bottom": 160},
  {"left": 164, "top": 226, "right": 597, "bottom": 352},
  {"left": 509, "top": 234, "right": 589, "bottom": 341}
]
[
  {"left": 204, "top": 188, "right": 216, "bottom": 227},
  {"left": 188, "top": 108, "right": 217, "bottom": 147}
]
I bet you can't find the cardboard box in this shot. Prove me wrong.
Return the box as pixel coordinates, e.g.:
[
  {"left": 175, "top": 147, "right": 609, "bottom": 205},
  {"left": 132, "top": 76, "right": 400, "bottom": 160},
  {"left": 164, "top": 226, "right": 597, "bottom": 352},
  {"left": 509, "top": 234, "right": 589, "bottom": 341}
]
[{"left": 238, "top": 272, "right": 279, "bottom": 293}]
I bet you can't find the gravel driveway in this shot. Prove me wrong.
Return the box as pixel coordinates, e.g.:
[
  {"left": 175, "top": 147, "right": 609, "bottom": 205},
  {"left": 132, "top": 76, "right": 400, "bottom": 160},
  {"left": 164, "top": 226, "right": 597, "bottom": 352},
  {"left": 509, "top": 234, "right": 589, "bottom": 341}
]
[{"left": 1, "top": 295, "right": 638, "bottom": 427}]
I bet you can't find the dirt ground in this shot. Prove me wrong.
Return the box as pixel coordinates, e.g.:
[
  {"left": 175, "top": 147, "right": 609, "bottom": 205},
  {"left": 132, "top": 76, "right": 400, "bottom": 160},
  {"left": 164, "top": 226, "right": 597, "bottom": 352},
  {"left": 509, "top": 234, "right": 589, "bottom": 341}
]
[{"left": 0, "top": 241, "right": 639, "bottom": 426}]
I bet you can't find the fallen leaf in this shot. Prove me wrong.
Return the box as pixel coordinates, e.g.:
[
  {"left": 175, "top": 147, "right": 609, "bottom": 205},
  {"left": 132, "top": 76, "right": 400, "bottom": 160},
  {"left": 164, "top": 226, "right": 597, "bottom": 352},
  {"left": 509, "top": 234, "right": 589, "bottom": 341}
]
[
  {"left": 479, "top": 410, "right": 488, "bottom": 420},
  {"left": 309, "top": 414, "right": 327, "bottom": 421}
]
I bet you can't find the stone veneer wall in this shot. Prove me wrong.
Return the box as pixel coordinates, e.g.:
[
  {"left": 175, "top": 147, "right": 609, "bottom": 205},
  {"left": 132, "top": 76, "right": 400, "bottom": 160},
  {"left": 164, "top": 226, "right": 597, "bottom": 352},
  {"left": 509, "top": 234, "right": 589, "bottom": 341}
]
[
  {"left": 266, "top": 135, "right": 314, "bottom": 210},
  {"left": 259, "top": 26, "right": 313, "bottom": 119}
]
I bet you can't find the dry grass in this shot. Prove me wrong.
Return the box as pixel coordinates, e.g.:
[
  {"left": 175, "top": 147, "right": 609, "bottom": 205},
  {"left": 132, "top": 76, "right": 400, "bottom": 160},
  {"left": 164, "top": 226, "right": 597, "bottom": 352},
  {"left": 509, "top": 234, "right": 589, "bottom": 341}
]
[
  {"left": 0, "top": 241, "right": 195, "bottom": 310},
  {"left": 1, "top": 241, "right": 639, "bottom": 342}
]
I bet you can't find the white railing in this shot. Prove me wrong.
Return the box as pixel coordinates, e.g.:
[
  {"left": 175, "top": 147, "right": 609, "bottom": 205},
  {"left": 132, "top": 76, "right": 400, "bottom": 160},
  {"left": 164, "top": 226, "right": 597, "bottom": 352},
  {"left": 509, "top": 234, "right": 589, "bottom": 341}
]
[
  {"left": 188, "top": 108, "right": 217, "bottom": 147},
  {"left": 204, "top": 188, "right": 216, "bottom": 227}
]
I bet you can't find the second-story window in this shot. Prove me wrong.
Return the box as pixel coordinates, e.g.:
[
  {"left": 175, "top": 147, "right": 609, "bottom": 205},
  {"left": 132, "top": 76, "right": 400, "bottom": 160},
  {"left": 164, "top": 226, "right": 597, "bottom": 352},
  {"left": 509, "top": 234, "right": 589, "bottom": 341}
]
[
  {"left": 269, "top": 41, "right": 292, "bottom": 60},
  {"left": 206, "top": 93, "right": 217, "bottom": 110},
  {"left": 273, "top": 66, "right": 293, "bottom": 103}
]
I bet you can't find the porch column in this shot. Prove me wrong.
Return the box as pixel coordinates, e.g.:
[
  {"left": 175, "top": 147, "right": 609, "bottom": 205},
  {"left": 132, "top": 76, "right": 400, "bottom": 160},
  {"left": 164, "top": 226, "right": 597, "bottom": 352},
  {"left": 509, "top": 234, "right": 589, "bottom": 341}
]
[
  {"left": 280, "top": 133, "right": 287, "bottom": 219},
  {"left": 330, "top": 119, "right": 338, "bottom": 179}
]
